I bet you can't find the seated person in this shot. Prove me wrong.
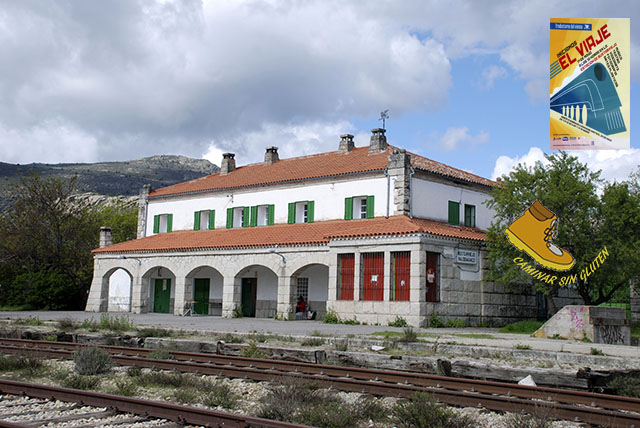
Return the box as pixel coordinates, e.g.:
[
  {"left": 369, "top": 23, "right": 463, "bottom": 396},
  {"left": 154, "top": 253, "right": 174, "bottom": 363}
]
[{"left": 295, "top": 296, "right": 307, "bottom": 319}]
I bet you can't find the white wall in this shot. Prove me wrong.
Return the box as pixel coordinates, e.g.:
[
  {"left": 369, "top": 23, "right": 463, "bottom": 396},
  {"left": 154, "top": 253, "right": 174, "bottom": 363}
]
[
  {"left": 108, "top": 268, "right": 131, "bottom": 311},
  {"left": 297, "top": 264, "right": 329, "bottom": 301},
  {"left": 411, "top": 178, "right": 494, "bottom": 230},
  {"left": 145, "top": 175, "right": 390, "bottom": 236}
]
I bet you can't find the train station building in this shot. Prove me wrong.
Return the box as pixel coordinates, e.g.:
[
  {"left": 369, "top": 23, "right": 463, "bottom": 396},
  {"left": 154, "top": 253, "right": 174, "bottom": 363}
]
[{"left": 86, "top": 129, "right": 578, "bottom": 326}]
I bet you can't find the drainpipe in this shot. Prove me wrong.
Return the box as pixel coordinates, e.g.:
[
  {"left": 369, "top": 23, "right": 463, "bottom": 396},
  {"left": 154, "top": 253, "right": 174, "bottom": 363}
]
[
  {"left": 409, "top": 168, "right": 415, "bottom": 219},
  {"left": 384, "top": 168, "right": 390, "bottom": 218}
]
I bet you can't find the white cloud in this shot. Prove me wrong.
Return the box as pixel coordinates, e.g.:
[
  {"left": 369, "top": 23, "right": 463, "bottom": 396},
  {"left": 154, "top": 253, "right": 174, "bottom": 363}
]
[
  {"left": 435, "top": 126, "right": 489, "bottom": 151},
  {"left": 492, "top": 146, "right": 640, "bottom": 183},
  {"left": 0, "top": 119, "right": 99, "bottom": 164},
  {"left": 478, "top": 65, "right": 508, "bottom": 89},
  {"left": 203, "top": 119, "right": 355, "bottom": 166}
]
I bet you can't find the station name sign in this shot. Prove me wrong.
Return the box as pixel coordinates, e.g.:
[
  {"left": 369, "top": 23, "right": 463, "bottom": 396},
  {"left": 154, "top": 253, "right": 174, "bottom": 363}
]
[{"left": 456, "top": 249, "right": 477, "bottom": 265}]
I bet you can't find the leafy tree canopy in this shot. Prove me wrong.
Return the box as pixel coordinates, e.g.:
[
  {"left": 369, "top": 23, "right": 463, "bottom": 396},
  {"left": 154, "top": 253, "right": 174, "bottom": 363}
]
[
  {"left": 486, "top": 152, "right": 640, "bottom": 308},
  {"left": 0, "top": 173, "right": 137, "bottom": 309}
]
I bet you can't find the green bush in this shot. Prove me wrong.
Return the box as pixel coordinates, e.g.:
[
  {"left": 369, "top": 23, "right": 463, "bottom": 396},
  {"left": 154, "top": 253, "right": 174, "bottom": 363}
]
[
  {"left": 500, "top": 320, "right": 544, "bottom": 334},
  {"left": 241, "top": 342, "right": 267, "bottom": 358},
  {"left": 396, "top": 327, "right": 418, "bottom": 343},
  {"left": 428, "top": 313, "right": 445, "bottom": 328},
  {"left": 0, "top": 355, "right": 43, "bottom": 376},
  {"left": 173, "top": 388, "right": 199, "bottom": 404},
  {"left": 392, "top": 392, "right": 476, "bottom": 428},
  {"left": 149, "top": 349, "right": 173, "bottom": 360},
  {"left": 58, "top": 317, "right": 77, "bottom": 331},
  {"left": 62, "top": 373, "right": 100, "bottom": 390},
  {"left": 14, "top": 316, "right": 43, "bottom": 326},
  {"left": 608, "top": 375, "right": 640, "bottom": 398},
  {"left": 323, "top": 309, "right": 339, "bottom": 324},
  {"left": 445, "top": 318, "right": 468, "bottom": 328},
  {"left": 73, "top": 347, "right": 114, "bottom": 375},
  {"left": 388, "top": 316, "right": 408, "bottom": 327},
  {"left": 137, "top": 327, "right": 174, "bottom": 338},
  {"left": 113, "top": 378, "right": 138, "bottom": 396},
  {"left": 232, "top": 305, "right": 243, "bottom": 318},
  {"left": 590, "top": 347, "right": 605, "bottom": 356},
  {"left": 202, "top": 381, "right": 239, "bottom": 409},
  {"left": 301, "top": 338, "right": 324, "bottom": 347},
  {"left": 503, "top": 410, "right": 552, "bottom": 428}
]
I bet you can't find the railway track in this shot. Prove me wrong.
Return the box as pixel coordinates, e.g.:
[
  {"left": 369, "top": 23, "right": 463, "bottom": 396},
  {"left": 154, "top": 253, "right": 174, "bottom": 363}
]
[
  {"left": 0, "top": 380, "right": 310, "bottom": 428},
  {"left": 1, "top": 338, "right": 639, "bottom": 427}
]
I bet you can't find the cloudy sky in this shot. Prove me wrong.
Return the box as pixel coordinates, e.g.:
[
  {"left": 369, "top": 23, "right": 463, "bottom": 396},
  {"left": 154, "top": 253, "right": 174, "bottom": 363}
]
[{"left": 0, "top": 0, "right": 638, "bottom": 182}]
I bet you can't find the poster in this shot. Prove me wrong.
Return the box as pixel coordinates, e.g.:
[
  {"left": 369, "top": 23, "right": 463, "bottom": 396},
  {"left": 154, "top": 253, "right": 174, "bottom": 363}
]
[{"left": 550, "top": 18, "right": 630, "bottom": 150}]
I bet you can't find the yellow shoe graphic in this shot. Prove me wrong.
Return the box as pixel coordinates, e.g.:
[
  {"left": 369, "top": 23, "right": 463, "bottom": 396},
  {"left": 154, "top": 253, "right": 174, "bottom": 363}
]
[{"left": 505, "top": 200, "right": 575, "bottom": 271}]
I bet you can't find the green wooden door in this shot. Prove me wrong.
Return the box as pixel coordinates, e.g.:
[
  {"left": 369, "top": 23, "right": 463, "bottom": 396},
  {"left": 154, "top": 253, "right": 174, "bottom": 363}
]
[
  {"left": 153, "top": 279, "right": 171, "bottom": 313},
  {"left": 194, "top": 278, "right": 210, "bottom": 315},
  {"left": 241, "top": 278, "right": 256, "bottom": 317}
]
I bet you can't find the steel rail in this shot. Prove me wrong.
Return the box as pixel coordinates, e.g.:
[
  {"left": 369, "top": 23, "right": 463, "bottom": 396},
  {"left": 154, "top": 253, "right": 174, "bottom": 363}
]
[
  {"left": 0, "top": 379, "right": 310, "bottom": 428},
  {"left": 1, "top": 338, "right": 639, "bottom": 427}
]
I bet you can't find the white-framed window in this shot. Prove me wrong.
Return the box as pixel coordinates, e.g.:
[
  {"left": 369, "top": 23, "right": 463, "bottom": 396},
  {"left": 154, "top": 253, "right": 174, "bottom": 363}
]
[
  {"left": 345, "top": 196, "right": 374, "bottom": 220},
  {"left": 296, "top": 277, "right": 309, "bottom": 302},
  {"left": 288, "top": 201, "right": 315, "bottom": 224},
  {"left": 226, "top": 207, "right": 249, "bottom": 228},
  {"left": 153, "top": 214, "right": 173, "bottom": 234},
  {"left": 194, "top": 210, "right": 215, "bottom": 230}
]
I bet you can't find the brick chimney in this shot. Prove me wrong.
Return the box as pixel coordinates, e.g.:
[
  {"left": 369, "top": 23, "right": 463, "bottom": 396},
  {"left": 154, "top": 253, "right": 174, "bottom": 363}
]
[
  {"left": 99, "top": 226, "right": 113, "bottom": 248},
  {"left": 369, "top": 128, "right": 387, "bottom": 153},
  {"left": 264, "top": 146, "right": 279, "bottom": 164},
  {"left": 338, "top": 134, "right": 355, "bottom": 153},
  {"left": 221, "top": 153, "right": 236, "bottom": 175}
]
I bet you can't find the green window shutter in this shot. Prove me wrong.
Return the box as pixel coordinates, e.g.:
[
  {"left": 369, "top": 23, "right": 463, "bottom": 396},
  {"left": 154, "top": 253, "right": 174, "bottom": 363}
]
[
  {"left": 167, "top": 214, "right": 173, "bottom": 232},
  {"left": 366, "top": 195, "right": 374, "bottom": 218},
  {"left": 344, "top": 197, "right": 353, "bottom": 220},
  {"left": 250, "top": 206, "right": 258, "bottom": 227},
  {"left": 209, "top": 210, "right": 215, "bottom": 230},
  {"left": 226, "top": 208, "right": 233, "bottom": 228},
  {"left": 267, "top": 204, "right": 275, "bottom": 225},
  {"left": 307, "top": 200, "right": 315, "bottom": 223},
  {"left": 194, "top": 211, "right": 201, "bottom": 231},
  {"left": 242, "top": 207, "right": 250, "bottom": 227},
  {"left": 153, "top": 215, "right": 160, "bottom": 234},
  {"left": 448, "top": 201, "right": 460, "bottom": 225},
  {"left": 288, "top": 202, "right": 295, "bottom": 224}
]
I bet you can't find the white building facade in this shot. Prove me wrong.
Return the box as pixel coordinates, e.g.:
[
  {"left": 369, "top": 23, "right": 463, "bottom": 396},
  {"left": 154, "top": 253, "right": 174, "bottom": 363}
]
[{"left": 86, "top": 130, "right": 579, "bottom": 326}]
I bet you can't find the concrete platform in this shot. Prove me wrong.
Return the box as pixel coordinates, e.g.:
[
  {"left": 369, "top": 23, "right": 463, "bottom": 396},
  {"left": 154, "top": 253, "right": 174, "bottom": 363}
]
[{"left": 0, "top": 311, "right": 639, "bottom": 360}]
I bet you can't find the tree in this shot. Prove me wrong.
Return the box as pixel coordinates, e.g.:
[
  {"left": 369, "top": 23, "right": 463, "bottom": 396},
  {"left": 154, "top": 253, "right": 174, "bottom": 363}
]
[
  {"left": 0, "top": 174, "right": 138, "bottom": 309},
  {"left": 486, "top": 152, "right": 640, "bottom": 313}
]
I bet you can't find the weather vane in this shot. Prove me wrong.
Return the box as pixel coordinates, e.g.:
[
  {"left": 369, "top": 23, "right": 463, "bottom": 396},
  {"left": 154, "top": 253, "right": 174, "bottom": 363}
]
[{"left": 379, "top": 109, "right": 389, "bottom": 130}]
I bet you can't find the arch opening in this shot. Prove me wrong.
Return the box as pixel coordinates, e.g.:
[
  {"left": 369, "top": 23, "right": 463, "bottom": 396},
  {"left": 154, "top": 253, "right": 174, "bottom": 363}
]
[{"left": 235, "top": 265, "right": 278, "bottom": 318}]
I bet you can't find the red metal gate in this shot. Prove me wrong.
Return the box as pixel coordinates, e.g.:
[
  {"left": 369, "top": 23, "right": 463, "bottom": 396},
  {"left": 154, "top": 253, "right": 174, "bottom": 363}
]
[
  {"left": 338, "top": 254, "right": 354, "bottom": 300},
  {"left": 426, "top": 252, "right": 439, "bottom": 302},
  {"left": 392, "top": 251, "right": 410, "bottom": 301},
  {"left": 362, "top": 253, "right": 384, "bottom": 301}
]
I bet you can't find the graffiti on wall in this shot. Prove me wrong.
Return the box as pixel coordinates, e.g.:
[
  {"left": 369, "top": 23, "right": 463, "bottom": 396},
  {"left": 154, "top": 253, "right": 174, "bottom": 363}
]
[{"left": 597, "top": 325, "right": 625, "bottom": 345}]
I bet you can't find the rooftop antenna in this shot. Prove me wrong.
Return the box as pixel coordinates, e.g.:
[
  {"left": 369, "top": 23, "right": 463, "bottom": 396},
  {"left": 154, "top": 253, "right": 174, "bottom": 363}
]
[{"left": 379, "top": 109, "right": 389, "bottom": 130}]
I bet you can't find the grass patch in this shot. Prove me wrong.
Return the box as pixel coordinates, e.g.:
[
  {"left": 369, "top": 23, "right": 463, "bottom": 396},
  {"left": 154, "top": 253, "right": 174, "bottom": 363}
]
[
  {"left": 301, "top": 337, "right": 324, "bottom": 347},
  {"left": 392, "top": 392, "right": 476, "bottom": 428},
  {"left": 503, "top": 410, "right": 552, "bottom": 428},
  {"left": 0, "top": 355, "right": 44, "bottom": 377},
  {"left": 428, "top": 313, "right": 445, "bottom": 328},
  {"left": 112, "top": 377, "right": 138, "bottom": 396},
  {"left": 73, "top": 347, "right": 114, "bottom": 375},
  {"left": 137, "top": 327, "right": 175, "bottom": 338},
  {"left": 608, "top": 375, "right": 640, "bottom": 398},
  {"left": 57, "top": 317, "right": 77, "bottom": 331},
  {"left": 445, "top": 318, "right": 469, "bottom": 328},
  {"left": 149, "top": 349, "right": 174, "bottom": 360},
  {"left": 631, "top": 322, "right": 640, "bottom": 338},
  {"left": 81, "top": 314, "right": 134, "bottom": 333},
  {"left": 241, "top": 342, "right": 267, "bottom": 358},
  {"left": 396, "top": 327, "right": 418, "bottom": 343},
  {"left": 257, "top": 376, "right": 387, "bottom": 427},
  {"left": 388, "top": 316, "right": 408, "bottom": 327},
  {"left": 516, "top": 344, "right": 532, "bottom": 350},
  {"left": 0, "top": 304, "right": 35, "bottom": 311},
  {"left": 62, "top": 373, "right": 101, "bottom": 390},
  {"left": 13, "top": 316, "right": 43, "bottom": 326},
  {"left": 590, "top": 347, "right": 605, "bottom": 356},
  {"left": 500, "top": 320, "right": 544, "bottom": 334},
  {"left": 453, "top": 333, "right": 497, "bottom": 339}
]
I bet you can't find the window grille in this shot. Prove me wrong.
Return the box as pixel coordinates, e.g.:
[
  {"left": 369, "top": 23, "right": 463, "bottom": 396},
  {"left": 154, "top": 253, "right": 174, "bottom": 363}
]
[
  {"left": 337, "top": 254, "right": 354, "bottom": 300},
  {"left": 296, "top": 277, "right": 309, "bottom": 302},
  {"left": 361, "top": 252, "right": 384, "bottom": 301},
  {"left": 391, "top": 251, "right": 410, "bottom": 301}
]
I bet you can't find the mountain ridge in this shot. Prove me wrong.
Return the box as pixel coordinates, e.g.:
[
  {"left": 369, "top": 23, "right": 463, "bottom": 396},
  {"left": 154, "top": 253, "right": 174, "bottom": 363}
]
[{"left": 0, "top": 155, "right": 219, "bottom": 210}]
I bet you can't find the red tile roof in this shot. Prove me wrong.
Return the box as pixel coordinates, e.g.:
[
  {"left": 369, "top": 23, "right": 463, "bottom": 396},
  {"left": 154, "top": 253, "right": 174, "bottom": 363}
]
[
  {"left": 149, "top": 146, "right": 495, "bottom": 198},
  {"left": 93, "top": 215, "right": 486, "bottom": 254}
]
